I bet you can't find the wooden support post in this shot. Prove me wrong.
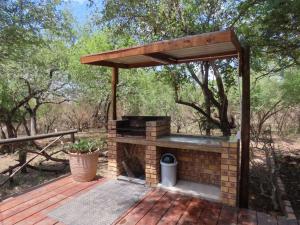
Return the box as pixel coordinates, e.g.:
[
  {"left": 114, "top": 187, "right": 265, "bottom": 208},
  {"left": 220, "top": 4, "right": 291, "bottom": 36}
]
[
  {"left": 112, "top": 67, "right": 118, "bottom": 120},
  {"left": 8, "top": 166, "right": 14, "bottom": 186},
  {"left": 70, "top": 133, "right": 75, "bottom": 143},
  {"left": 239, "top": 46, "right": 250, "bottom": 208}
]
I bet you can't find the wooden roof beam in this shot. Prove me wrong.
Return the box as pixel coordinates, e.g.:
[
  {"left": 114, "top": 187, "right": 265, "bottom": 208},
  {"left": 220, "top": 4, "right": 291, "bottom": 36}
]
[
  {"left": 176, "top": 50, "right": 239, "bottom": 63},
  {"left": 126, "top": 51, "right": 238, "bottom": 68},
  {"left": 144, "top": 53, "right": 178, "bottom": 64},
  {"left": 81, "top": 59, "right": 129, "bottom": 68}
]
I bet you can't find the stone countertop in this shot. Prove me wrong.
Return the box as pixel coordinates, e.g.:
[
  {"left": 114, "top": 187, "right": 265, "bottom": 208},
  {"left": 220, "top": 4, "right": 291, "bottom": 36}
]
[
  {"left": 156, "top": 134, "right": 238, "bottom": 152},
  {"left": 115, "top": 134, "right": 238, "bottom": 153},
  {"left": 157, "top": 134, "right": 236, "bottom": 145}
]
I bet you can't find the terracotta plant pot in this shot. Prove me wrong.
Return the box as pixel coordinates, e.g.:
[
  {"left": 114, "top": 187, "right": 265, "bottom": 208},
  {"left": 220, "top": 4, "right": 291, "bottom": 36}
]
[{"left": 69, "top": 150, "right": 99, "bottom": 182}]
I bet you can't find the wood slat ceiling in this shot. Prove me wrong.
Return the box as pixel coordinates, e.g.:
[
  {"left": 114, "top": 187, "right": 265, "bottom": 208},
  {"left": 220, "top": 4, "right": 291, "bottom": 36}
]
[{"left": 80, "top": 30, "right": 241, "bottom": 69}]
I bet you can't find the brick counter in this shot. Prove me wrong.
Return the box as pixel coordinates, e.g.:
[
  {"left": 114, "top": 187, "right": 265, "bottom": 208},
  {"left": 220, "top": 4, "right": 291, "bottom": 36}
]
[{"left": 107, "top": 117, "right": 239, "bottom": 207}]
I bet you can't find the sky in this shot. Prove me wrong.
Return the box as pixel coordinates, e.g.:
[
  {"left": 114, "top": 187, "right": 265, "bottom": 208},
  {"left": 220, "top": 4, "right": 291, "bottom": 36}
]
[{"left": 63, "top": 0, "right": 102, "bottom": 25}]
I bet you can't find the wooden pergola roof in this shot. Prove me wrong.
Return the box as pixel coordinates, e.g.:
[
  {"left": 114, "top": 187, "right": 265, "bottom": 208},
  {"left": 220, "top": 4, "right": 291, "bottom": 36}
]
[{"left": 80, "top": 30, "right": 241, "bottom": 68}]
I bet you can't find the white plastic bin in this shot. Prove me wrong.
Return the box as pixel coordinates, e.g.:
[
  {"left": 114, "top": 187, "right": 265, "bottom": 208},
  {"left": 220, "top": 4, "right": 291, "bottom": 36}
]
[{"left": 160, "top": 153, "right": 177, "bottom": 186}]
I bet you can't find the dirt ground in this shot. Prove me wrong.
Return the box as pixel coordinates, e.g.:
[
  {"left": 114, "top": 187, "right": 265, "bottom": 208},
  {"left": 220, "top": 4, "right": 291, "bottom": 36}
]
[
  {"left": 275, "top": 135, "right": 300, "bottom": 219},
  {"left": 249, "top": 145, "right": 280, "bottom": 216},
  {"left": 249, "top": 134, "right": 300, "bottom": 218}
]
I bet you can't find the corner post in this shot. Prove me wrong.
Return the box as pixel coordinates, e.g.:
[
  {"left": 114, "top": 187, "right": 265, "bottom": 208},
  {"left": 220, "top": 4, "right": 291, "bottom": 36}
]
[
  {"left": 239, "top": 46, "right": 250, "bottom": 208},
  {"left": 112, "top": 67, "right": 118, "bottom": 120}
]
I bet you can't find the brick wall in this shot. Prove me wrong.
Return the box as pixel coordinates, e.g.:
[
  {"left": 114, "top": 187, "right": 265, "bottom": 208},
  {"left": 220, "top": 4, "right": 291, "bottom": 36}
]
[
  {"left": 220, "top": 142, "right": 239, "bottom": 206},
  {"left": 107, "top": 120, "right": 121, "bottom": 178},
  {"left": 145, "top": 118, "right": 170, "bottom": 187},
  {"left": 160, "top": 148, "right": 221, "bottom": 186}
]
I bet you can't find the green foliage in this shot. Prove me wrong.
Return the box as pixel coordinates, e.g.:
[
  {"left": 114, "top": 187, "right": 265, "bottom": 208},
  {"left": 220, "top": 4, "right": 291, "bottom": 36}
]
[
  {"left": 236, "top": 0, "right": 300, "bottom": 74},
  {"left": 119, "top": 70, "right": 176, "bottom": 115},
  {"left": 281, "top": 68, "right": 300, "bottom": 105},
  {"left": 251, "top": 77, "right": 282, "bottom": 113},
  {"left": 69, "top": 139, "right": 99, "bottom": 154},
  {"left": 0, "top": 0, "right": 72, "bottom": 64},
  {"left": 67, "top": 31, "right": 112, "bottom": 103},
  {"left": 100, "top": 0, "right": 237, "bottom": 41}
]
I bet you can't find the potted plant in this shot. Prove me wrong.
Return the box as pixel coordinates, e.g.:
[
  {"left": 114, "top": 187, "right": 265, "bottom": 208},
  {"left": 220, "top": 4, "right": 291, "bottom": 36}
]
[{"left": 68, "top": 139, "right": 100, "bottom": 182}]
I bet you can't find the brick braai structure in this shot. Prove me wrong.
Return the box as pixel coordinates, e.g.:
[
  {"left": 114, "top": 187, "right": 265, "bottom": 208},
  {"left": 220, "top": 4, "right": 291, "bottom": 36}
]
[{"left": 107, "top": 116, "right": 239, "bottom": 207}]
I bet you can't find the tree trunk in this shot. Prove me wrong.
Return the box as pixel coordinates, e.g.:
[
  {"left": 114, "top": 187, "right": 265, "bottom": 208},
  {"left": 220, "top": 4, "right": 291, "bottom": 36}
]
[
  {"left": 203, "top": 62, "right": 211, "bottom": 136},
  {"left": 220, "top": 123, "right": 232, "bottom": 136},
  {"left": 176, "top": 125, "right": 181, "bottom": 133},
  {"left": 0, "top": 125, "right": 6, "bottom": 139},
  {"left": 175, "top": 63, "right": 235, "bottom": 137},
  {"left": 5, "top": 120, "right": 16, "bottom": 138},
  {"left": 105, "top": 101, "right": 111, "bottom": 131},
  {"left": 29, "top": 110, "right": 37, "bottom": 136},
  {"left": 22, "top": 118, "right": 31, "bottom": 136},
  {"left": 18, "top": 149, "right": 27, "bottom": 173},
  {"left": 298, "top": 114, "right": 300, "bottom": 134}
]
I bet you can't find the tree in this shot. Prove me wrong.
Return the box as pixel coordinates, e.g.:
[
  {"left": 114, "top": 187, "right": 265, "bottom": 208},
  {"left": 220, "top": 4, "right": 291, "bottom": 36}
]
[
  {"left": 67, "top": 31, "right": 113, "bottom": 129},
  {"left": 281, "top": 68, "right": 300, "bottom": 134},
  {"left": 99, "top": 0, "right": 239, "bottom": 135},
  {"left": 250, "top": 67, "right": 300, "bottom": 142},
  {"left": 250, "top": 76, "right": 283, "bottom": 143},
  {"left": 0, "top": 0, "right": 73, "bottom": 138},
  {"left": 0, "top": 42, "right": 72, "bottom": 137},
  {"left": 68, "top": 30, "right": 140, "bottom": 128},
  {"left": 0, "top": 0, "right": 70, "bottom": 64},
  {"left": 234, "top": 0, "right": 300, "bottom": 76}
]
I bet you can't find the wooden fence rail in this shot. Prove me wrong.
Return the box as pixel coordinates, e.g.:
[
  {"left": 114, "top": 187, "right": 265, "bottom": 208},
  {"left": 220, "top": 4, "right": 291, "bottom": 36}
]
[
  {"left": 0, "top": 129, "right": 78, "bottom": 186},
  {"left": 0, "top": 129, "right": 77, "bottom": 145}
]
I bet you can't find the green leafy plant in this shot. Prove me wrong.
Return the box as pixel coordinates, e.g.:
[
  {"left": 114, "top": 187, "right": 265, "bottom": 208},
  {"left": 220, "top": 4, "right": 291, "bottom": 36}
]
[{"left": 69, "top": 139, "right": 99, "bottom": 154}]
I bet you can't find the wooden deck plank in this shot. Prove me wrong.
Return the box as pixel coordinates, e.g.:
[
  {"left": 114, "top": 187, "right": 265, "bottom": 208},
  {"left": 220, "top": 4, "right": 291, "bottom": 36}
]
[
  {"left": 112, "top": 189, "right": 156, "bottom": 225},
  {"left": 238, "top": 208, "right": 258, "bottom": 225},
  {"left": 157, "top": 194, "right": 191, "bottom": 225},
  {"left": 0, "top": 177, "right": 297, "bottom": 225},
  {"left": 137, "top": 192, "right": 175, "bottom": 225},
  {"left": 218, "top": 205, "right": 238, "bottom": 225},
  {"left": 16, "top": 212, "right": 51, "bottom": 225},
  {"left": 115, "top": 189, "right": 167, "bottom": 225},
  {"left": 0, "top": 181, "right": 76, "bottom": 221},
  {"left": 198, "top": 201, "right": 222, "bottom": 225},
  {"left": 177, "top": 198, "right": 207, "bottom": 225},
  {"left": 256, "top": 212, "right": 277, "bottom": 225},
  {"left": 277, "top": 218, "right": 299, "bottom": 225},
  {"left": 0, "top": 176, "right": 72, "bottom": 212},
  {"left": 34, "top": 216, "right": 60, "bottom": 225},
  {"left": 2, "top": 180, "right": 98, "bottom": 225},
  {"left": 18, "top": 178, "right": 106, "bottom": 225}
]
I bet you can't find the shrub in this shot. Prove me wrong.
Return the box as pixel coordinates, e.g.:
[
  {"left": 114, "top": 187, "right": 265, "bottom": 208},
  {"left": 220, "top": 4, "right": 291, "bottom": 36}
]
[{"left": 69, "top": 139, "right": 99, "bottom": 154}]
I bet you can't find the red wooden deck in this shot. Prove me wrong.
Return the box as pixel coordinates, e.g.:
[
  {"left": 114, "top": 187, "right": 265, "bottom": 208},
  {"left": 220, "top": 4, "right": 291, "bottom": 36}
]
[{"left": 0, "top": 176, "right": 298, "bottom": 225}]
